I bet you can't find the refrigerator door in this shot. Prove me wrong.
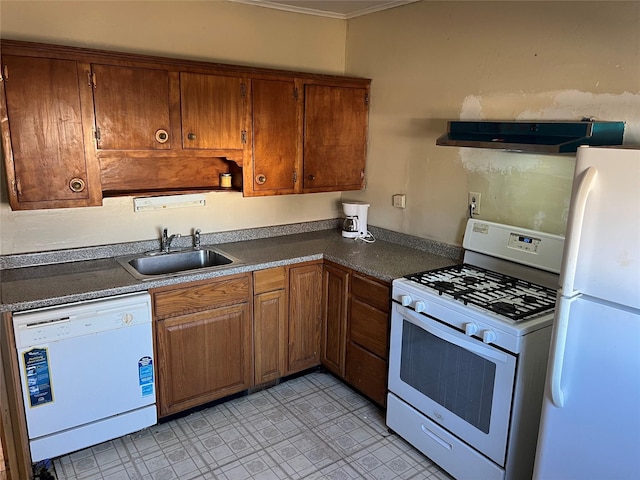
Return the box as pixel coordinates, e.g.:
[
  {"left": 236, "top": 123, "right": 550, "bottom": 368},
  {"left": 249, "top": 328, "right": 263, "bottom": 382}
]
[
  {"left": 560, "top": 146, "right": 640, "bottom": 309},
  {"left": 534, "top": 295, "right": 640, "bottom": 480}
]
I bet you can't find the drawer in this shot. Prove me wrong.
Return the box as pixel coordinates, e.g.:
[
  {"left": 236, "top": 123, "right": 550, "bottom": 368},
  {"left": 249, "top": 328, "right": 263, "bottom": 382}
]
[
  {"left": 386, "top": 393, "right": 505, "bottom": 480},
  {"left": 345, "top": 342, "right": 387, "bottom": 407},
  {"left": 349, "top": 297, "right": 389, "bottom": 359},
  {"left": 351, "top": 274, "right": 390, "bottom": 313},
  {"left": 152, "top": 274, "right": 250, "bottom": 319},
  {"left": 253, "top": 266, "right": 286, "bottom": 294}
]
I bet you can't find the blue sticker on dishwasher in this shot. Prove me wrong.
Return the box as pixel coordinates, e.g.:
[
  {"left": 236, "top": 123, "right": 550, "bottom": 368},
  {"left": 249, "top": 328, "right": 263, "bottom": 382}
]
[
  {"left": 23, "top": 348, "right": 54, "bottom": 408},
  {"left": 138, "top": 356, "right": 154, "bottom": 397}
]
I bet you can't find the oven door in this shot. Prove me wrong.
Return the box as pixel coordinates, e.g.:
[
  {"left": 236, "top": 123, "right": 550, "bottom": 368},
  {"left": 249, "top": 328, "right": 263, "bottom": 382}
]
[{"left": 388, "top": 303, "right": 516, "bottom": 466}]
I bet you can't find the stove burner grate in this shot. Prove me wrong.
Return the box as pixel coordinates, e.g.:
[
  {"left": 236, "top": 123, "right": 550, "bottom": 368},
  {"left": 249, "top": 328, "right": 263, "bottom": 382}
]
[{"left": 405, "top": 263, "right": 557, "bottom": 322}]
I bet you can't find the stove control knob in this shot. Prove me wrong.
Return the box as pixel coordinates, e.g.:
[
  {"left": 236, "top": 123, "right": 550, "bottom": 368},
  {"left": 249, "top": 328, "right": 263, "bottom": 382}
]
[
  {"left": 482, "top": 329, "right": 497, "bottom": 344},
  {"left": 464, "top": 322, "right": 478, "bottom": 336},
  {"left": 400, "top": 295, "right": 412, "bottom": 307},
  {"left": 415, "top": 301, "right": 426, "bottom": 313}
]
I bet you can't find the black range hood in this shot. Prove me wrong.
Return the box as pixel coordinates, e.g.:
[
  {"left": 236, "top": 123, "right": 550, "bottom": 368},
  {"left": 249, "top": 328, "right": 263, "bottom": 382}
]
[{"left": 436, "top": 120, "right": 625, "bottom": 153}]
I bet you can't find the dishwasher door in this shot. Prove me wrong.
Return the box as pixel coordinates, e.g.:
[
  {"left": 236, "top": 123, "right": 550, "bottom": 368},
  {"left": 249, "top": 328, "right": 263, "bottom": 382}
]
[{"left": 13, "top": 292, "right": 156, "bottom": 461}]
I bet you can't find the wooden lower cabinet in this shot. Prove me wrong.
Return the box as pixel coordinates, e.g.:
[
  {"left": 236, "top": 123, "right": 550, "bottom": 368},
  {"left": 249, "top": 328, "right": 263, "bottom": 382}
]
[
  {"left": 152, "top": 274, "right": 252, "bottom": 417},
  {"left": 321, "top": 263, "right": 349, "bottom": 377},
  {"left": 321, "top": 264, "right": 391, "bottom": 407},
  {"left": 287, "top": 262, "right": 323, "bottom": 374},
  {"left": 253, "top": 267, "right": 287, "bottom": 385}
]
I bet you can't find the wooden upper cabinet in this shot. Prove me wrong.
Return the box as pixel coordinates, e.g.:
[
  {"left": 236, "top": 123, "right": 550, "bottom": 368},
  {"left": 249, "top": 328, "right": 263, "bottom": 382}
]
[
  {"left": 245, "top": 78, "right": 298, "bottom": 196},
  {"left": 0, "top": 40, "right": 371, "bottom": 209},
  {"left": 0, "top": 54, "right": 101, "bottom": 209},
  {"left": 180, "top": 72, "right": 247, "bottom": 151},
  {"left": 91, "top": 64, "right": 172, "bottom": 150},
  {"left": 302, "top": 83, "right": 369, "bottom": 192}
]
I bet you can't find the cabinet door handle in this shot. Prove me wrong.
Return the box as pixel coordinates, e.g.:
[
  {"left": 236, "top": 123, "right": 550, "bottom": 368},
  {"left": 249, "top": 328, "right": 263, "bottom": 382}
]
[
  {"left": 155, "top": 129, "right": 169, "bottom": 143},
  {"left": 69, "top": 177, "right": 86, "bottom": 193},
  {"left": 255, "top": 174, "right": 267, "bottom": 185},
  {"left": 187, "top": 133, "right": 196, "bottom": 140},
  {"left": 308, "top": 174, "right": 316, "bottom": 181}
]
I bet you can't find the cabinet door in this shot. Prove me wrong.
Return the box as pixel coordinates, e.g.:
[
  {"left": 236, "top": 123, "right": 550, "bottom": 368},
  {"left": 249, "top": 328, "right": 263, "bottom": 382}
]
[
  {"left": 254, "top": 289, "right": 287, "bottom": 384},
  {"left": 303, "top": 84, "right": 368, "bottom": 192},
  {"left": 0, "top": 55, "right": 101, "bottom": 209},
  {"left": 247, "top": 78, "right": 299, "bottom": 195},
  {"left": 321, "top": 264, "right": 349, "bottom": 377},
  {"left": 91, "top": 64, "right": 171, "bottom": 150},
  {"left": 180, "top": 72, "right": 246, "bottom": 151},
  {"left": 156, "top": 303, "right": 252, "bottom": 417},
  {"left": 287, "top": 263, "right": 322, "bottom": 374}
]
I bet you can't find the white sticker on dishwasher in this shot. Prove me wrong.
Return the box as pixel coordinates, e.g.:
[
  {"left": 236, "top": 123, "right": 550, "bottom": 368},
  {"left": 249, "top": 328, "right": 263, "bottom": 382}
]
[
  {"left": 138, "top": 356, "right": 154, "bottom": 397},
  {"left": 23, "top": 348, "right": 54, "bottom": 407}
]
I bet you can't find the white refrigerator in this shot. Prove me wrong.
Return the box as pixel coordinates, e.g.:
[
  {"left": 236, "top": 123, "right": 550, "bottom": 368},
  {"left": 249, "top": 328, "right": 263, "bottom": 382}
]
[{"left": 534, "top": 146, "right": 640, "bottom": 480}]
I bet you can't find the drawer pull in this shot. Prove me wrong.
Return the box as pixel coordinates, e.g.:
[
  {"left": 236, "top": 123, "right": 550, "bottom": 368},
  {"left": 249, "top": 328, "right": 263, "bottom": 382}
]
[{"left": 421, "top": 424, "right": 453, "bottom": 450}]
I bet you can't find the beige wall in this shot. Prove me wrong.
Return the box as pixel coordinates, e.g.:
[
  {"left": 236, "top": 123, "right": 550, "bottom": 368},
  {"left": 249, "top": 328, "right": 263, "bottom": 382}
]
[
  {"left": 2, "top": 1, "right": 639, "bottom": 254},
  {"left": 0, "top": 0, "right": 347, "bottom": 254},
  {"left": 345, "top": 0, "right": 640, "bottom": 245}
]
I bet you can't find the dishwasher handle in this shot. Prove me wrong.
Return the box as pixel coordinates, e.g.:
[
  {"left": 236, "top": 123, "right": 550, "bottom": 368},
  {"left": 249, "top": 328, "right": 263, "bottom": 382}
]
[{"left": 23, "top": 317, "right": 71, "bottom": 328}]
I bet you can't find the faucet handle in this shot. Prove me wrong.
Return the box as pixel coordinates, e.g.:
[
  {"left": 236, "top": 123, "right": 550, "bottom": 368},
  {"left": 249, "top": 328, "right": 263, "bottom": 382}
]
[{"left": 194, "top": 229, "right": 201, "bottom": 248}]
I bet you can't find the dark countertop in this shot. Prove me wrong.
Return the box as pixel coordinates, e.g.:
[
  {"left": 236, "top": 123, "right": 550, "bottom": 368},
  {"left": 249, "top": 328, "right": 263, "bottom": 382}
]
[{"left": 1, "top": 229, "right": 460, "bottom": 312}]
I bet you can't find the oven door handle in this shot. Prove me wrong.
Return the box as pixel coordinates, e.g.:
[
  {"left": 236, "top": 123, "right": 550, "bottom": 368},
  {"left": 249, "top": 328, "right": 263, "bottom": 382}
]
[{"left": 398, "top": 305, "right": 510, "bottom": 363}]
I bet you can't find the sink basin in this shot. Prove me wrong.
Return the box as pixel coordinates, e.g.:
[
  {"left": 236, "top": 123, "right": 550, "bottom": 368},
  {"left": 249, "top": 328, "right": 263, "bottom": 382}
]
[{"left": 117, "top": 248, "right": 242, "bottom": 280}]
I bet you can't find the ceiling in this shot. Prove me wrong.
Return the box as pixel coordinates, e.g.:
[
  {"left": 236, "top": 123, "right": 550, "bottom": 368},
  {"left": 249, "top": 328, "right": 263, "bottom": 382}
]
[{"left": 228, "top": 0, "right": 420, "bottom": 19}]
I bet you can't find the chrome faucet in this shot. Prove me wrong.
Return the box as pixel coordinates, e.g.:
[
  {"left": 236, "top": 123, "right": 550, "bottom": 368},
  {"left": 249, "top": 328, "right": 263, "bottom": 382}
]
[
  {"left": 161, "top": 228, "right": 181, "bottom": 253},
  {"left": 193, "top": 229, "right": 201, "bottom": 249}
]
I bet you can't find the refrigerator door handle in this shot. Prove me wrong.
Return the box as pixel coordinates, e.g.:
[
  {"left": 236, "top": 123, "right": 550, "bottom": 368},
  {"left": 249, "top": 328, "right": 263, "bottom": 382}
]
[
  {"left": 549, "top": 296, "right": 576, "bottom": 408},
  {"left": 560, "top": 167, "right": 598, "bottom": 294}
]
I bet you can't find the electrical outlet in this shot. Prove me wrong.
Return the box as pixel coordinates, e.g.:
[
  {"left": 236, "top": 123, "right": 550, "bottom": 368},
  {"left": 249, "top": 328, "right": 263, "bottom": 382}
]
[
  {"left": 392, "top": 194, "right": 406, "bottom": 208},
  {"left": 468, "top": 192, "right": 481, "bottom": 215}
]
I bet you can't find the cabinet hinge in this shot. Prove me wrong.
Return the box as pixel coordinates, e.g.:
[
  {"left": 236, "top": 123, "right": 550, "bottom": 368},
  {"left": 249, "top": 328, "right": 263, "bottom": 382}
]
[
  {"left": 0, "top": 65, "right": 8, "bottom": 81},
  {"left": 88, "top": 71, "right": 96, "bottom": 88},
  {"left": 364, "top": 93, "right": 369, "bottom": 105},
  {"left": 293, "top": 87, "right": 298, "bottom": 100},
  {"left": 94, "top": 127, "right": 101, "bottom": 143},
  {"left": 240, "top": 83, "right": 247, "bottom": 97},
  {"left": 293, "top": 171, "right": 297, "bottom": 183},
  {"left": 241, "top": 130, "right": 247, "bottom": 144}
]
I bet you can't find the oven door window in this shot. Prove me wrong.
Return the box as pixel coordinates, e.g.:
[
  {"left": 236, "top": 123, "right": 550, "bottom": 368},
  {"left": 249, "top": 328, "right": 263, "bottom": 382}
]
[{"left": 400, "top": 321, "right": 495, "bottom": 433}]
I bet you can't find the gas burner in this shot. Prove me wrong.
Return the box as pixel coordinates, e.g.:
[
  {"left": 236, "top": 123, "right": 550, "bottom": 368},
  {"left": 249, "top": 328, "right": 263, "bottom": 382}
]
[
  {"left": 405, "top": 263, "right": 557, "bottom": 322},
  {"left": 491, "top": 301, "right": 518, "bottom": 316}
]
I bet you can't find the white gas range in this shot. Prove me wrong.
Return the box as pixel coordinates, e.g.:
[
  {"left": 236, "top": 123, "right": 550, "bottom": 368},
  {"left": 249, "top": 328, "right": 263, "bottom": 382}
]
[{"left": 387, "top": 220, "right": 564, "bottom": 480}]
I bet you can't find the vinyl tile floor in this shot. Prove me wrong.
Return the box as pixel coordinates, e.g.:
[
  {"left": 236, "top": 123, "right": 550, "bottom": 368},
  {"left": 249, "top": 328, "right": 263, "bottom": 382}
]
[{"left": 52, "top": 372, "right": 453, "bottom": 480}]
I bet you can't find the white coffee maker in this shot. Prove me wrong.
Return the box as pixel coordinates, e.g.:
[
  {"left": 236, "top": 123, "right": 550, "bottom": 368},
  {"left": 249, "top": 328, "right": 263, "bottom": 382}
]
[{"left": 342, "top": 201, "right": 370, "bottom": 239}]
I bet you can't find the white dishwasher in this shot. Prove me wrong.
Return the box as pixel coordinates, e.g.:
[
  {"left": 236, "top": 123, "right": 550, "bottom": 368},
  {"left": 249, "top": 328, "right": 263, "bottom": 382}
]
[{"left": 13, "top": 291, "right": 157, "bottom": 462}]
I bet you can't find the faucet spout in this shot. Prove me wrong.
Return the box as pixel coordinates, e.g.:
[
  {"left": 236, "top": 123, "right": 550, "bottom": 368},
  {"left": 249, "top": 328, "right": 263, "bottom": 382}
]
[{"left": 161, "top": 228, "right": 181, "bottom": 253}]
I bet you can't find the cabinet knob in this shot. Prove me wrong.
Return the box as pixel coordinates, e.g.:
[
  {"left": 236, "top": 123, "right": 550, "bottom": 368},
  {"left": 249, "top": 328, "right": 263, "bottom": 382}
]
[
  {"left": 187, "top": 133, "right": 197, "bottom": 140},
  {"left": 155, "top": 129, "right": 169, "bottom": 143},
  {"left": 308, "top": 174, "right": 316, "bottom": 181},
  {"left": 69, "top": 177, "right": 86, "bottom": 193},
  {"left": 255, "top": 174, "right": 267, "bottom": 185}
]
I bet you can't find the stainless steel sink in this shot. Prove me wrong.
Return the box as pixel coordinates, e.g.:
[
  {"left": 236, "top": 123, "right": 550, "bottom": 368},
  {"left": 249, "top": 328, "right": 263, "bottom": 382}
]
[{"left": 117, "top": 248, "right": 242, "bottom": 280}]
